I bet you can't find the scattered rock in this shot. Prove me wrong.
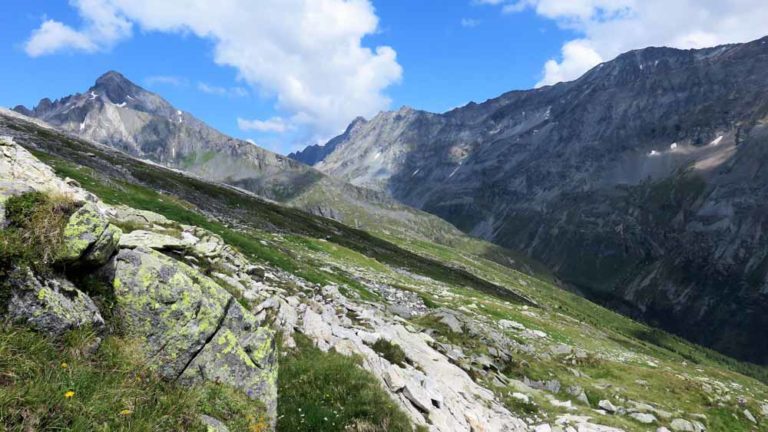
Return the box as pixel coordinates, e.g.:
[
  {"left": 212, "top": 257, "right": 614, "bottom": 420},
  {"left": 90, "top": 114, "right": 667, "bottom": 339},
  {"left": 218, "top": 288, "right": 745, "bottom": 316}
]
[
  {"left": 670, "top": 418, "right": 695, "bottom": 432},
  {"left": 599, "top": 400, "right": 618, "bottom": 414},
  {"left": 629, "top": 412, "right": 657, "bottom": 424},
  {"left": 511, "top": 392, "right": 531, "bottom": 404},
  {"left": 432, "top": 309, "right": 463, "bottom": 333},
  {"left": 498, "top": 319, "right": 525, "bottom": 331},
  {"left": 112, "top": 205, "right": 173, "bottom": 227},
  {"left": 744, "top": 409, "right": 757, "bottom": 424}
]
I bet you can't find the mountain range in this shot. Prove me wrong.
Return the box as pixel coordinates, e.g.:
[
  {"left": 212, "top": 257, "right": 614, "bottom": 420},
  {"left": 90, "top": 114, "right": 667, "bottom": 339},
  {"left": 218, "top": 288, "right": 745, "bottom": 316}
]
[
  {"left": 12, "top": 71, "right": 547, "bottom": 276},
  {"left": 290, "top": 36, "right": 768, "bottom": 364},
  {"left": 6, "top": 35, "right": 768, "bottom": 431}
]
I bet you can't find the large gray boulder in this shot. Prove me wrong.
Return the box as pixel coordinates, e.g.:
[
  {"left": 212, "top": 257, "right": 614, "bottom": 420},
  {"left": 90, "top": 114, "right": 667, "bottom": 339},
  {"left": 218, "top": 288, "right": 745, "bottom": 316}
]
[
  {"left": 5, "top": 268, "right": 105, "bottom": 336},
  {"left": 109, "top": 247, "right": 277, "bottom": 421}
]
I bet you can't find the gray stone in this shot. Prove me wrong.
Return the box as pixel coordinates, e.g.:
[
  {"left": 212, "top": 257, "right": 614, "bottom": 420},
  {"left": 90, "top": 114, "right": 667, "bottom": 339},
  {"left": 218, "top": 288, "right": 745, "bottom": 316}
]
[
  {"left": 744, "top": 409, "right": 757, "bottom": 424},
  {"left": 567, "top": 386, "right": 589, "bottom": 405},
  {"left": 598, "top": 400, "right": 618, "bottom": 414},
  {"left": 433, "top": 309, "right": 463, "bottom": 333},
  {"left": 112, "top": 205, "right": 173, "bottom": 227},
  {"left": 83, "top": 223, "right": 121, "bottom": 266},
  {"left": 629, "top": 413, "right": 657, "bottom": 424},
  {"left": 670, "top": 419, "right": 695, "bottom": 432},
  {"left": 6, "top": 268, "right": 104, "bottom": 337},
  {"left": 118, "top": 230, "right": 187, "bottom": 251}
]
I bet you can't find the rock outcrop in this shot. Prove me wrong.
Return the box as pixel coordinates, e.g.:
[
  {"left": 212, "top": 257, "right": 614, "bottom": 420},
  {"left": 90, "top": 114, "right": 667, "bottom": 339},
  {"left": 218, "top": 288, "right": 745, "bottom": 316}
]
[
  {"left": 0, "top": 138, "right": 279, "bottom": 424},
  {"left": 109, "top": 245, "right": 278, "bottom": 418}
]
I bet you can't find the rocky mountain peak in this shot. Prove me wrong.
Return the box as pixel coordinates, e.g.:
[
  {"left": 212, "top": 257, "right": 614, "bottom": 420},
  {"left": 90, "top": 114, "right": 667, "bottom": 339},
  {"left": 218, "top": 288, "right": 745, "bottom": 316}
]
[{"left": 92, "top": 70, "right": 143, "bottom": 103}]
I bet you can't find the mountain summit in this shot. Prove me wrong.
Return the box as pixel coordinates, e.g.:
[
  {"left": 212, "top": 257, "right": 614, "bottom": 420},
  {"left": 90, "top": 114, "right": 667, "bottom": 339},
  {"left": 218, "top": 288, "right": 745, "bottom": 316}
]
[{"left": 291, "top": 36, "right": 768, "bottom": 364}]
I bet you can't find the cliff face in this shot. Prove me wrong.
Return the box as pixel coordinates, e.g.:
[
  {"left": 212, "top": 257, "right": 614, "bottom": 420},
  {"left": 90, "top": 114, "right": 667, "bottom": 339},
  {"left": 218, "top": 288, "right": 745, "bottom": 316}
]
[{"left": 293, "top": 37, "right": 768, "bottom": 363}]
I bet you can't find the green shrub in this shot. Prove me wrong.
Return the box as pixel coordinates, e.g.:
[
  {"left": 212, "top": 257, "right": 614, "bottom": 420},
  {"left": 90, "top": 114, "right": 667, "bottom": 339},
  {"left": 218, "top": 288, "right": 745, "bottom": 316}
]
[
  {"left": 371, "top": 338, "right": 407, "bottom": 367},
  {"left": 278, "top": 334, "right": 412, "bottom": 432}
]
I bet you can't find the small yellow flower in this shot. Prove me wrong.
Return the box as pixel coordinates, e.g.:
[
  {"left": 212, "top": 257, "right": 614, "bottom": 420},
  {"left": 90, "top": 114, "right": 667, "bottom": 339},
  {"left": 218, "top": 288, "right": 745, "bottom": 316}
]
[
  {"left": 119, "top": 409, "right": 132, "bottom": 416},
  {"left": 61, "top": 362, "right": 68, "bottom": 369},
  {"left": 64, "top": 390, "right": 75, "bottom": 399}
]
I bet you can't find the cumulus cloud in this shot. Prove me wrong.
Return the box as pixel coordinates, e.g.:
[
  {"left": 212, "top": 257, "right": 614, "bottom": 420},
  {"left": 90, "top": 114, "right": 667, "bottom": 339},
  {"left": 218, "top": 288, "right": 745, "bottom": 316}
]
[
  {"left": 25, "top": 0, "right": 131, "bottom": 57},
  {"left": 238, "top": 117, "right": 292, "bottom": 133},
  {"left": 484, "top": 0, "right": 768, "bottom": 86},
  {"left": 25, "top": 0, "right": 402, "bottom": 138}
]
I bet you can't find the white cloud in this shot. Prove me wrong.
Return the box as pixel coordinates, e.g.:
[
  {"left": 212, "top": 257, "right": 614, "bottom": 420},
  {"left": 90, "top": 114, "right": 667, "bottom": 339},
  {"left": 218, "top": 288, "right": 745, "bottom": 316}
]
[
  {"left": 24, "top": 0, "right": 402, "bottom": 138},
  {"left": 461, "top": 18, "right": 481, "bottom": 28},
  {"left": 25, "top": 20, "right": 98, "bottom": 56},
  {"left": 25, "top": 0, "right": 132, "bottom": 57},
  {"left": 238, "top": 117, "right": 292, "bottom": 133},
  {"left": 486, "top": 0, "right": 768, "bottom": 86},
  {"left": 197, "top": 82, "right": 248, "bottom": 98},
  {"left": 536, "top": 39, "right": 602, "bottom": 87}
]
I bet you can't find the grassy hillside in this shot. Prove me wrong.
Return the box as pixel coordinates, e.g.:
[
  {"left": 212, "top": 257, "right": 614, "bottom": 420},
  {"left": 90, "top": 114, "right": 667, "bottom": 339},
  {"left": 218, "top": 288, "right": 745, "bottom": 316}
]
[{"left": 3, "top": 113, "right": 768, "bottom": 431}]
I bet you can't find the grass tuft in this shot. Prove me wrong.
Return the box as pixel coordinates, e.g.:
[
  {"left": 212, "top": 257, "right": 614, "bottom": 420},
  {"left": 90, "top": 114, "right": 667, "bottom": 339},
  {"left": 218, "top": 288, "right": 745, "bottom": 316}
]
[
  {"left": 1, "top": 191, "right": 78, "bottom": 272},
  {"left": 371, "top": 339, "right": 407, "bottom": 368},
  {"left": 278, "top": 334, "right": 412, "bottom": 431}
]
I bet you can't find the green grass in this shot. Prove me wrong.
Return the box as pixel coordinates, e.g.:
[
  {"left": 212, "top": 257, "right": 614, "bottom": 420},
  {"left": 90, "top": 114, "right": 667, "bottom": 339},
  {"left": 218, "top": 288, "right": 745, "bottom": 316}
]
[
  {"left": 0, "top": 191, "right": 78, "bottom": 274},
  {"left": 277, "top": 334, "right": 412, "bottom": 432},
  {"left": 370, "top": 339, "right": 407, "bottom": 368},
  {"left": 0, "top": 327, "right": 269, "bottom": 432}
]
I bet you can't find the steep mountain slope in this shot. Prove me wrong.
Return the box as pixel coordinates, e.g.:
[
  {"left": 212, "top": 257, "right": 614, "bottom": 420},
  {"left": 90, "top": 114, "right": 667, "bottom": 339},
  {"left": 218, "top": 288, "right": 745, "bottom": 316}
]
[
  {"left": 291, "top": 36, "right": 768, "bottom": 364},
  {"left": 5, "top": 114, "right": 768, "bottom": 432},
  {"left": 11, "top": 72, "right": 490, "bottom": 255}
]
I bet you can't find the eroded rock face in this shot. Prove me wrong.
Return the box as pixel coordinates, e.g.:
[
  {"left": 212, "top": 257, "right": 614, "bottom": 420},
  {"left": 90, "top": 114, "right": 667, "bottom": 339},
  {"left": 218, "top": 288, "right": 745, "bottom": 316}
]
[
  {"left": 108, "top": 247, "right": 278, "bottom": 420},
  {"left": 6, "top": 268, "right": 104, "bottom": 336}
]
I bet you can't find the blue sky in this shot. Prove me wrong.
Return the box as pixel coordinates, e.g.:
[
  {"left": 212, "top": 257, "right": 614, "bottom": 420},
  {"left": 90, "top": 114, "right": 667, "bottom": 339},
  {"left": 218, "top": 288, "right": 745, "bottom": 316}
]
[{"left": 2, "top": 1, "right": 766, "bottom": 154}]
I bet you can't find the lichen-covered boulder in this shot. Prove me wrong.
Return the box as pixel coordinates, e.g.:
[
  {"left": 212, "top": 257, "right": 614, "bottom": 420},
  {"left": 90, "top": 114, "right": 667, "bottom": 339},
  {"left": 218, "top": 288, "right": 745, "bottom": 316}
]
[
  {"left": 5, "top": 268, "right": 105, "bottom": 336},
  {"left": 180, "top": 300, "right": 278, "bottom": 421},
  {"left": 110, "top": 247, "right": 230, "bottom": 378},
  {"left": 60, "top": 202, "right": 121, "bottom": 265},
  {"left": 109, "top": 247, "right": 277, "bottom": 420}
]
